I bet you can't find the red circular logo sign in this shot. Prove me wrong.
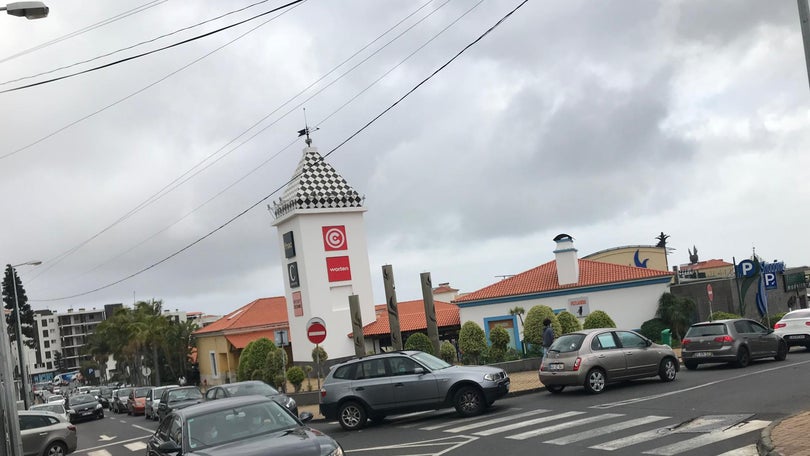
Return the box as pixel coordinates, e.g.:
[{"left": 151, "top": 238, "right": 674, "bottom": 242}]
[{"left": 307, "top": 322, "right": 327, "bottom": 344}]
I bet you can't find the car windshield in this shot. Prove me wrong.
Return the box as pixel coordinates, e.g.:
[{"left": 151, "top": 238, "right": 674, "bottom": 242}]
[
  {"left": 783, "top": 310, "right": 810, "bottom": 319},
  {"left": 411, "top": 352, "right": 451, "bottom": 370},
  {"left": 169, "top": 388, "right": 203, "bottom": 401},
  {"left": 549, "top": 333, "right": 586, "bottom": 353},
  {"left": 47, "top": 396, "right": 64, "bottom": 403},
  {"left": 134, "top": 387, "right": 151, "bottom": 398},
  {"left": 186, "top": 401, "right": 299, "bottom": 451},
  {"left": 71, "top": 394, "right": 95, "bottom": 404},
  {"left": 686, "top": 324, "right": 728, "bottom": 337},
  {"left": 31, "top": 404, "right": 65, "bottom": 414},
  {"left": 117, "top": 388, "right": 133, "bottom": 397},
  {"left": 225, "top": 382, "right": 279, "bottom": 397}
]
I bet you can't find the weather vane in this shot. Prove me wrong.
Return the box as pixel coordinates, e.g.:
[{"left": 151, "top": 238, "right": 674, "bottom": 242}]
[{"left": 297, "top": 108, "right": 319, "bottom": 146}]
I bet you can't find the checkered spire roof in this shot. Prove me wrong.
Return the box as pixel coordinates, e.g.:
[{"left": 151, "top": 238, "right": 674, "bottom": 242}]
[{"left": 272, "top": 146, "right": 363, "bottom": 218}]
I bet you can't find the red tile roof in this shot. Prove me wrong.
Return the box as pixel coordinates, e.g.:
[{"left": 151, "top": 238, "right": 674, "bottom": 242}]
[
  {"left": 225, "top": 329, "right": 280, "bottom": 349},
  {"left": 679, "top": 259, "right": 733, "bottom": 271},
  {"left": 358, "top": 300, "right": 460, "bottom": 336},
  {"left": 194, "top": 297, "right": 288, "bottom": 335},
  {"left": 454, "top": 259, "right": 673, "bottom": 303}
]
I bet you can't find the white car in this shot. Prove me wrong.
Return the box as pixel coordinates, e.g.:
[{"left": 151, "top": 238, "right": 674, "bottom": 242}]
[
  {"left": 774, "top": 309, "right": 810, "bottom": 349},
  {"left": 29, "top": 403, "right": 70, "bottom": 421}
]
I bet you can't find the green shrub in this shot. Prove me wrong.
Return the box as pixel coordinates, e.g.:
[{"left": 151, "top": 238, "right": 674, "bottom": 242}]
[
  {"left": 439, "top": 341, "right": 458, "bottom": 364},
  {"left": 489, "top": 326, "right": 510, "bottom": 351},
  {"left": 458, "top": 321, "right": 487, "bottom": 365},
  {"left": 286, "top": 366, "right": 305, "bottom": 392},
  {"left": 710, "top": 311, "right": 741, "bottom": 321},
  {"left": 311, "top": 346, "right": 328, "bottom": 378},
  {"left": 405, "top": 332, "right": 435, "bottom": 355},
  {"left": 763, "top": 312, "right": 787, "bottom": 327},
  {"left": 639, "top": 318, "right": 669, "bottom": 343},
  {"left": 524, "top": 305, "right": 562, "bottom": 345},
  {"left": 583, "top": 310, "right": 617, "bottom": 329},
  {"left": 504, "top": 347, "right": 521, "bottom": 362},
  {"left": 237, "top": 337, "right": 276, "bottom": 382},
  {"left": 487, "top": 346, "right": 506, "bottom": 363},
  {"left": 557, "top": 311, "right": 582, "bottom": 334}
]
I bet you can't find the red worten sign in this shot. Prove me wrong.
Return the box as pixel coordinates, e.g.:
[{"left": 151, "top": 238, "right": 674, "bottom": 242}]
[{"left": 326, "top": 256, "right": 352, "bottom": 282}]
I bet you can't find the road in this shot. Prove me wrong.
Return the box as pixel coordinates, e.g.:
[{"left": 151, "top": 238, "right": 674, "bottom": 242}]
[{"left": 69, "top": 348, "right": 810, "bottom": 456}]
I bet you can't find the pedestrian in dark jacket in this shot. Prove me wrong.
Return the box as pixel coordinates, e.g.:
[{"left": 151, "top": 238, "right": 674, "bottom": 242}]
[{"left": 542, "top": 318, "right": 555, "bottom": 357}]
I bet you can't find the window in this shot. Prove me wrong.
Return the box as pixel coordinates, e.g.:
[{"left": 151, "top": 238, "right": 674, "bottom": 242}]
[
  {"left": 616, "top": 331, "right": 648, "bottom": 349},
  {"left": 593, "top": 333, "right": 619, "bottom": 350},
  {"left": 333, "top": 364, "right": 357, "bottom": 380},
  {"left": 686, "top": 324, "right": 727, "bottom": 337},
  {"left": 42, "top": 330, "right": 48, "bottom": 338},
  {"left": 749, "top": 321, "right": 768, "bottom": 334},
  {"left": 357, "top": 359, "right": 388, "bottom": 379},
  {"left": 388, "top": 357, "right": 420, "bottom": 375},
  {"left": 41, "top": 320, "right": 47, "bottom": 327},
  {"left": 45, "top": 351, "right": 51, "bottom": 359},
  {"left": 44, "top": 341, "right": 50, "bottom": 348},
  {"left": 734, "top": 320, "right": 752, "bottom": 334},
  {"left": 46, "top": 362, "right": 52, "bottom": 370},
  {"left": 209, "top": 352, "right": 218, "bottom": 377}
]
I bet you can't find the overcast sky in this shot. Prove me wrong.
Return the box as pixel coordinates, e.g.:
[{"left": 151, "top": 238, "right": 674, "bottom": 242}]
[{"left": 1, "top": 0, "right": 808, "bottom": 317}]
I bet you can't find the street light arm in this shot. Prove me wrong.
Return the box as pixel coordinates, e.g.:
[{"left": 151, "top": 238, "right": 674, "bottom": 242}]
[{"left": 2, "top": 1, "right": 49, "bottom": 19}]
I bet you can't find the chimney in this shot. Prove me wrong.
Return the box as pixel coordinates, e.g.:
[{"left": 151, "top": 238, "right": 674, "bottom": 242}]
[{"left": 553, "top": 234, "right": 579, "bottom": 285}]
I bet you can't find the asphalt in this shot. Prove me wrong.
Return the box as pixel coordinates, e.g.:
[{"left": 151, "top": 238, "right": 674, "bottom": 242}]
[{"left": 298, "top": 353, "right": 808, "bottom": 455}]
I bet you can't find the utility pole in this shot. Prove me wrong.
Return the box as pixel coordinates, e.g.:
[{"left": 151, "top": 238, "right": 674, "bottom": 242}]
[
  {"left": 798, "top": 0, "right": 810, "bottom": 90},
  {"left": 1, "top": 296, "right": 24, "bottom": 456}
]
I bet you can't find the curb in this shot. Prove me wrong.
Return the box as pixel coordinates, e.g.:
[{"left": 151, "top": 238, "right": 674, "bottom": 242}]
[{"left": 757, "top": 416, "right": 785, "bottom": 456}]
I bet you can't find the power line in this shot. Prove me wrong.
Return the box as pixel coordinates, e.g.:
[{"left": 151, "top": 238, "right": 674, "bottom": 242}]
[
  {"left": 0, "top": 0, "right": 306, "bottom": 162},
  {"left": 0, "top": 0, "right": 306, "bottom": 95},
  {"left": 28, "top": 0, "right": 443, "bottom": 284},
  {"left": 31, "top": 0, "right": 529, "bottom": 302},
  {"left": 0, "top": 0, "right": 166, "bottom": 64},
  {"left": 0, "top": 0, "right": 278, "bottom": 86}
]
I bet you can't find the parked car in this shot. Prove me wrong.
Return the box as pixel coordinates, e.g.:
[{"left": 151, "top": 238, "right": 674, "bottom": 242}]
[
  {"left": 681, "top": 318, "right": 788, "bottom": 369},
  {"left": 47, "top": 394, "right": 66, "bottom": 406},
  {"left": 538, "top": 328, "right": 679, "bottom": 395},
  {"left": 29, "top": 402, "right": 70, "bottom": 421},
  {"left": 320, "top": 350, "right": 510, "bottom": 430},
  {"left": 773, "top": 309, "right": 810, "bottom": 349},
  {"left": 205, "top": 381, "right": 298, "bottom": 416},
  {"left": 157, "top": 386, "right": 204, "bottom": 422},
  {"left": 66, "top": 393, "right": 105, "bottom": 423},
  {"left": 111, "top": 387, "right": 133, "bottom": 414},
  {"left": 19, "top": 410, "right": 77, "bottom": 456},
  {"left": 147, "top": 396, "right": 341, "bottom": 456},
  {"left": 127, "top": 387, "right": 151, "bottom": 416},
  {"left": 145, "top": 385, "right": 179, "bottom": 421}
]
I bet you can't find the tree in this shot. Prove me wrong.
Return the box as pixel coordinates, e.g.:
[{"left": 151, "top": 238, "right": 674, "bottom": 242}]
[
  {"left": 656, "top": 292, "right": 696, "bottom": 340},
  {"left": 439, "top": 341, "right": 457, "bottom": 364},
  {"left": 583, "top": 310, "right": 617, "bottom": 329},
  {"left": 524, "top": 305, "right": 561, "bottom": 347},
  {"left": 312, "top": 346, "right": 328, "bottom": 378},
  {"left": 237, "top": 338, "right": 276, "bottom": 381},
  {"left": 404, "top": 333, "right": 435, "bottom": 354},
  {"left": 286, "top": 366, "right": 305, "bottom": 392},
  {"left": 487, "top": 326, "right": 510, "bottom": 363},
  {"left": 2, "top": 265, "right": 36, "bottom": 349},
  {"left": 557, "top": 311, "right": 582, "bottom": 334},
  {"left": 458, "top": 321, "right": 486, "bottom": 365}
]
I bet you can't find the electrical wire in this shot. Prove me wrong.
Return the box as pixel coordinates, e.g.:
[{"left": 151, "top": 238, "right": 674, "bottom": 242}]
[
  {"left": 30, "top": 0, "right": 529, "bottom": 302},
  {"left": 0, "top": 0, "right": 306, "bottom": 95},
  {"left": 0, "top": 0, "right": 279, "bottom": 86},
  {"left": 0, "top": 0, "right": 166, "bottom": 64}
]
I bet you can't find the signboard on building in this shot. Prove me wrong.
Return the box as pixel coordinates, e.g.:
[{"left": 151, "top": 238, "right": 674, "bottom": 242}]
[
  {"left": 326, "top": 256, "right": 352, "bottom": 282},
  {"left": 322, "top": 225, "right": 348, "bottom": 251},
  {"left": 568, "top": 297, "right": 590, "bottom": 317},
  {"left": 784, "top": 272, "right": 809, "bottom": 292},
  {"left": 283, "top": 231, "right": 296, "bottom": 258},
  {"left": 287, "top": 262, "right": 300, "bottom": 288},
  {"left": 292, "top": 291, "right": 303, "bottom": 317}
]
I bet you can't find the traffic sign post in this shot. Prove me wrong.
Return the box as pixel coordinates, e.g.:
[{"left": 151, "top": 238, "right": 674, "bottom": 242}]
[
  {"left": 307, "top": 318, "right": 327, "bottom": 390},
  {"left": 707, "top": 284, "right": 714, "bottom": 320}
]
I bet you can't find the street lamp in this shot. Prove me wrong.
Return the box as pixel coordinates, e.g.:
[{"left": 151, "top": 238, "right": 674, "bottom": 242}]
[
  {"left": 1, "top": 1, "right": 48, "bottom": 19},
  {"left": 11, "top": 261, "right": 41, "bottom": 410}
]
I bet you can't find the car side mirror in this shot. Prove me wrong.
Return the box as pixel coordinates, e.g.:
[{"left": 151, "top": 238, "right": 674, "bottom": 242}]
[
  {"left": 414, "top": 367, "right": 425, "bottom": 375},
  {"left": 646, "top": 339, "right": 653, "bottom": 347},
  {"left": 299, "top": 411, "right": 314, "bottom": 423},
  {"left": 157, "top": 441, "right": 181, "bottom": 453}
]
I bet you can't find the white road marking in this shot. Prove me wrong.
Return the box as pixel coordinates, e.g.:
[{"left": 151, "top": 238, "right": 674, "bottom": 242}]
[
  {"left": 131, "top": 424, "right": 154, "bottom": 433},
  {"left": 442, "top": 409, "right": 549, "bottom": 433},
  {"left": 98, "top": 434, "right": 116, "bottom": 441},
  {"left": 506, "top": 413, "right": 623, "bottom": 440},
  {"left": 592, "top": 359, "right": 810, "bottom": 409},
  {"left": 590, "top": 425, "right": 675, "bottom": 450},
  {"left": 642, "top": 420, "right": 770, "bottom": 455},
  {"left": 345, "top": 435, "right": 478, "bottom": 455},
  {"left": 419, "top": 408, "right": 517, "bottom": 431},
  {"left": 80, "top": 435, "right": 152, "bottom": 453},
  {"left": 473, "top": 411, "right": 585, "bottom": 436},
  {"left": 124, "top": 442, "right": 147, "bottom": 451},
  {"left": 544, "top": 415, "right": 670, "bottom": 445},
  {"left": 87, "top": 450, "right": 112, "bottom": 456}
]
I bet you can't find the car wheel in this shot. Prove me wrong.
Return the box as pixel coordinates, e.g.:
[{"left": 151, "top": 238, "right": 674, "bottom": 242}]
[
  {"left": 735, "top": 346, "right": 750, "bottom": 368},
  {"left": 454, "top": 386, "right": 485, "bottom": 417},
  {"left": 338, "top": 401, "right": 367, "bottom": 431},
  {"left": 684, "top": 360, "right": 698, "bottom": 370},
  {"left": 584, "top": 368, "right": 606, "bottom": 394},
  {"left": 658, "top": 358, "right": 677, "bottom": 382},
  {"left": 775, "top": 341, "right": 788, "bottom": 361},
  {"left": 546, "top": 385, "right": 565, "bottom": 394},
  {"left": 44, "top": 441, "right": 67, "bottom": 456}
]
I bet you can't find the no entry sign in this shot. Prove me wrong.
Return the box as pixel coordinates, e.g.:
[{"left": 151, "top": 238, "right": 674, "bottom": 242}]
[{"left": 307, "top": 317, "right": 327, "bottom": 344}]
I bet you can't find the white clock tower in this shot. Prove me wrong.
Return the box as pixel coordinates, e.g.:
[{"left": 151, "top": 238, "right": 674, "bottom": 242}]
[{"left": 271, "top": 142, "right": 376, "bottom": 362}]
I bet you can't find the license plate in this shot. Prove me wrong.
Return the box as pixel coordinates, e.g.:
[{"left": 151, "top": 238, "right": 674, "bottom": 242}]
[
  {"left": 789, "top": 335, "right": 805, "bottom": 339},
  {"left": 82, "top": 411, "right": 92, "bottom": 416},
  {"left": 694, "top": 352, "right": 712, "bottom": 358},
  {"left": 550, "top": 363, "right": 564, "bottom": 371}
]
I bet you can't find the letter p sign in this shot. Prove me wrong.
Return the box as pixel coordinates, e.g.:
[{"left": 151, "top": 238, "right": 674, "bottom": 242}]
[
  {"left": 764, "top": 272, "right": 777, "bottom": 289},
  {"left": 738, "top": 259, "right": 757, "bottom": 278}
]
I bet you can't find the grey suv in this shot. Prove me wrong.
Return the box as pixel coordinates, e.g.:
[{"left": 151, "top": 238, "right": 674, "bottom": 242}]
[
  {"left": 681, "top": 318, "right": 788, "bottom": 369},
  {"left": 319, "top": 350, "right": 510, "bottom": 430}
]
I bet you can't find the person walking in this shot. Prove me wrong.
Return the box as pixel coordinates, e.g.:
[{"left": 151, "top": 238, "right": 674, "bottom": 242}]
[{"left": 542, "top": 318, "right": 555, "bottom": 358}]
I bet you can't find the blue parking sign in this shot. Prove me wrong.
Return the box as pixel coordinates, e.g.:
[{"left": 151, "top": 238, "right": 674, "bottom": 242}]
[{"left": 764, "top": 272, "right": 777, "bottom": 290}]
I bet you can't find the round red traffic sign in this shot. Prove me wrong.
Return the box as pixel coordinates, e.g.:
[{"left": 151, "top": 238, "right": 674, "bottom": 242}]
[
  {"left": 307, "top": 321, "right": 327, "bottom": 344},
  {"left": 707, "top": 284, "right": 714, "bottom": 302}
]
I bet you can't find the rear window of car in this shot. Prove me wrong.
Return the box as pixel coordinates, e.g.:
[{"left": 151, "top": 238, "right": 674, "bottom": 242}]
[
  {"left": 333, "top": 364, "right": 357, "bottom": 380},
  {"left": 783, "top": 310, "right": 810, "bottom": 319},
  {"left": 686, "top": 324, "right": 728, "bottom": 337},
  {"left": 549, "top": 333, "right": 586, "bottom": 353}
]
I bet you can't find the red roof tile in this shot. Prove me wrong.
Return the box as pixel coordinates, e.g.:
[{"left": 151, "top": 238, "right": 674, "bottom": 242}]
[
  {"left": 679, "top": 259, "right": 733, "bottom": 271},
  {"left": 454, "top": 259, "right": 673, "bottom": 303},
  {"left": 194, "top": 297, "right": 288, "bottom": 335},
  {"left": 359, "top": 300, "right": 460, "bottom": 336}
]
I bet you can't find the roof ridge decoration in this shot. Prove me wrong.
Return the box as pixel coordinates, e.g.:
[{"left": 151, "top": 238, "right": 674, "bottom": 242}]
[{"left": 272, "top": 147, "right": 364, "bottom": 219}]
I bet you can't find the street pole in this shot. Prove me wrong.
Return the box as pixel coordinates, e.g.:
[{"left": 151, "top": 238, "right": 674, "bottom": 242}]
[
  {"left": 798, "top": 0, "right": 810, "bottom": 90},
  {"left": 11, "top": 267, "right": 30, "bottom": 409},
  {"left": 0, "top": 282, "right": 24, "bottom": 456}
]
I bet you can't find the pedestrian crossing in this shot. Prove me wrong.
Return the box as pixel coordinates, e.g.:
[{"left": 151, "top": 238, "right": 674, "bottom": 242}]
[{"left": 409, "top": 408, "right": 767, "bottom": 455}]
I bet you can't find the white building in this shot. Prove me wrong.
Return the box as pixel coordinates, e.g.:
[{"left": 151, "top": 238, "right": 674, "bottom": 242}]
[{"left": 270, "top": 143, "right": 376, "bottom": 362}]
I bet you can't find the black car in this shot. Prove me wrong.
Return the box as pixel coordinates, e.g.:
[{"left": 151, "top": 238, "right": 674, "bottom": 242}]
[
  {"left": 66, "top": 393, "right": 104, "bottom": 423},
  {"left": 157, "top": 386, "right": 203, "bottom": 422},
  {"left": 111, "top": 387, "right": 133, "bottom": 414},
  {"left": 147, "top": 396, "right": 342, "bottom": 456},
  {"left": 204, "top": 381, "right": 298, "bottom": 416}
]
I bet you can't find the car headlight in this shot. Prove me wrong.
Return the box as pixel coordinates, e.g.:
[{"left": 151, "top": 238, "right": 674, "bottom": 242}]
[
  {"left": 484, "top": 372, "right": 503, "bottom": 381},
  {"left": 323, "top": 444, "right": 344, "bottom": 456}
]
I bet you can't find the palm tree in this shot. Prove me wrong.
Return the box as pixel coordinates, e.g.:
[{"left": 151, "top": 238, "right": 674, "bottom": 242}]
[{"left": 657, "top": 293, "right": 697, "bottom": 341}]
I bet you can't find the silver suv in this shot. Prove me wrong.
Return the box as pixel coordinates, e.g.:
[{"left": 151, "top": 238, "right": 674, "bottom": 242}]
[{"left": 319, "top": 350, "right": 510, "bottom": 430}]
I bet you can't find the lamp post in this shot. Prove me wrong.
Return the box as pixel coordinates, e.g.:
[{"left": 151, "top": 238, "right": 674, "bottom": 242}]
[
  {"left": 11, "top": 261, "right": 41, "bottom": 410},
  {"left": 0, "top": 1, "right": 48, "bottom": 19}
]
